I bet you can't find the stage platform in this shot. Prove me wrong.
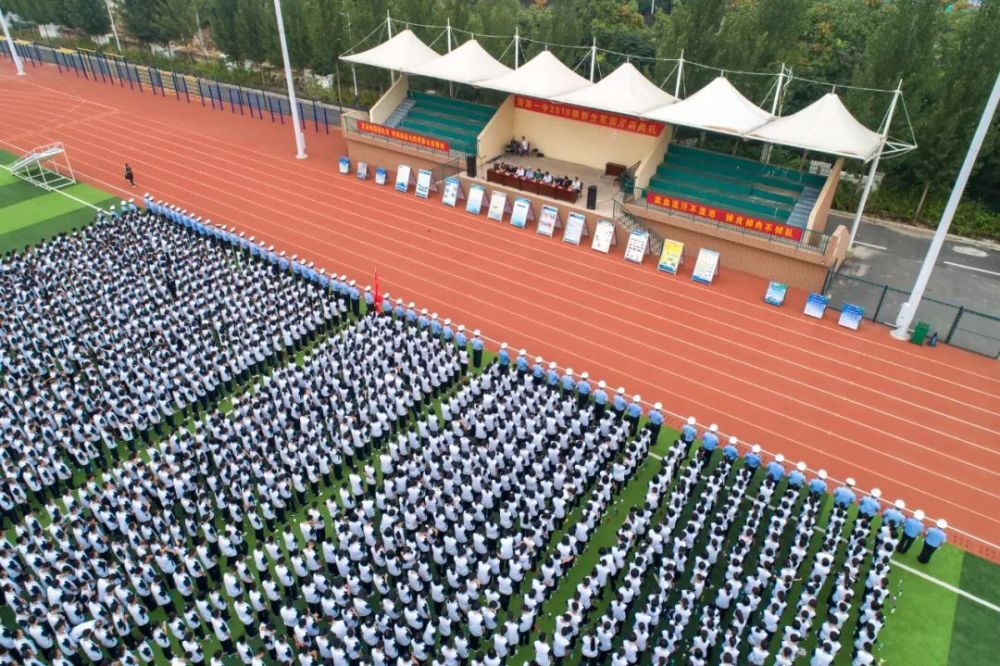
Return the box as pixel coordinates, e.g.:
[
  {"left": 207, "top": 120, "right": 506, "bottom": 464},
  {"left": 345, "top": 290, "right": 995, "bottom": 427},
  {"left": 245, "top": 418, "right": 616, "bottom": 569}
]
[{"left": 476, "top": 153, "right": 620, "bottom": 217}]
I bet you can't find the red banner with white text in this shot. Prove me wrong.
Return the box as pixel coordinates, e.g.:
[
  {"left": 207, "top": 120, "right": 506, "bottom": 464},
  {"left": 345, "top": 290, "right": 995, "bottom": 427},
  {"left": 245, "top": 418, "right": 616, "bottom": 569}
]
[
  {"left": 357, "top": 120, "right": 450, "bottom": 153},
  {"left": 514, "top": 95, "right": 664, "bottom": 137},
  {"left": 646, "top": 191, "right": 804, "bottom": 241}
]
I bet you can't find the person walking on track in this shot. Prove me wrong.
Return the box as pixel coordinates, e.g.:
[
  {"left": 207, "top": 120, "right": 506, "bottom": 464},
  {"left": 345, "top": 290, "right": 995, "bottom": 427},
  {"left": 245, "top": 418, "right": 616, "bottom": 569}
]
[{"left": 124, "top": 163, "right": 136, "bottom": 188}]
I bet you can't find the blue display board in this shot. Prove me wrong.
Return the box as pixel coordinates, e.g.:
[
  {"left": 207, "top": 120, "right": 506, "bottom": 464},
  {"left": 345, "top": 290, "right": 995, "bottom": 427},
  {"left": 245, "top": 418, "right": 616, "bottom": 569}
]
[
  {"left": 803, "top": 292, "right": 829, "bottom": 319},
  {"left": 765, "top": 281, "right": 788, "bottom": 306},
  {"left": 466, "top": 184, "right": 486, "bottom": 215},
  {"left": 838, "top": 304, "right": 865, "bottom": 330}
]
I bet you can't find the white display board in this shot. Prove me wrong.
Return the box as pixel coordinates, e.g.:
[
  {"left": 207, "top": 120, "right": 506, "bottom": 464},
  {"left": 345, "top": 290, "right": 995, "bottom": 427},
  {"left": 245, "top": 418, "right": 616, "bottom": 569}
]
[
  {"left": 487, "top": 191, "right": 510, "bottom": 222},
  {"left": 691, "top": 248, "right": 720, "bottom": 285},
  {"left": 591, "top": 220, "right": 616, "bottom": 253},
  {"left": 537, "top": 205, "right": 559, "bottom": 237},
  {"left": 466, "top": 184, "right": 486, "bottom": 214},
  {"left": 510, "top": 197, "right": 534, "bottom": 229},
  {"left": 356, "top": 161, "right": 368, "bottom": 180},
  {"left": 623, "top": 230, "right": 649, "bottom": 264},
  {"left": 441, "top": 177, "right": 464, "bottom": 207},
  {"left": 415, "top": 169, "right": 434, "bottom": 199},
  {"left": 394, "top": 164, "right": 412, "bottom": 193},
  {"left": 563, "top": 212, "right": 586, "bottom": 245}
]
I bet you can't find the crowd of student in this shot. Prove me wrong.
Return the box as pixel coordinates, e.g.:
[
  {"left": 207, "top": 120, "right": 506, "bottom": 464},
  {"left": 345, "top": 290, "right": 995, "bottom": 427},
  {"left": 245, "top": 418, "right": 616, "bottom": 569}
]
[{"left": 0, "top": 198, "right": 950, "bottom": 665}]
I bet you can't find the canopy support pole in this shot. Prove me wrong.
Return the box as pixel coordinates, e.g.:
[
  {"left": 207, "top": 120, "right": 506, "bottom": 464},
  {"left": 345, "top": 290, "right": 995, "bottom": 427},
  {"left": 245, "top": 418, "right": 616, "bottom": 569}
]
[
  {"left": 674, "top": 50, "right": 684, "bottom": 98},
  {"left": 848, "top": 80, "right": 902, "bottom": 249},
  {"left": 387, "top": 11, "right": 395, "bottom": 84},
  {"left": 514, "top": 28, "right": 520, "bottom": 70},
  {"left": 105, "top": 0, "right": 123, "bottom": 53},
  {"left": 447, "top": 19, "right": 453, "bottom": 97},
  {"left": 892, "top": 70, "right": 1000, "bottom": 340},
  {"left": 590, "top": 38, "right": 597, "bottom": 82},
  {"left": 762, "top": 63, "right": 786, "bottom": 164}
]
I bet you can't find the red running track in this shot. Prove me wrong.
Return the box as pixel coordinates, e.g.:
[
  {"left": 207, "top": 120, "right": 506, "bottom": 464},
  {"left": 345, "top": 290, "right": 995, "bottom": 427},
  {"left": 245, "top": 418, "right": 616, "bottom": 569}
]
[{"left": 2, "top": 64, "right": 999, "bottom": 559}]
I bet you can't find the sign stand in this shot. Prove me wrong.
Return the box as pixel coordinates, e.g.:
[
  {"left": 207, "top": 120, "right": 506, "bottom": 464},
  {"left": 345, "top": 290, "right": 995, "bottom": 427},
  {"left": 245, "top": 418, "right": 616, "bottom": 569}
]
[
  {"left": 803, "top": 292, "right": 830, "bottom": 318},
  {"left": 356, "top": 161, "right": 368, "bottom": 181},
  {"left": 764, "top": 281, "right": 788, "bottom": 306},
  {"left": 394, "top": 164, "right": 415, "bottom": 193},
  {"left": 623, "top": 230, "right": 649, "bottom": 264},
  {"left": 691, "top": 248, "right": 720, "bottom": 285},
  {"left": 466, "top": 184, "right": 486, "bottom": 214},
  {"left": 657, "top": 239, "right": 684, "bottom": 274},
  {"left": 338, "top": 156, "right": 350, "bottom": 174},
  {"left": 487, "top": 191, "right": 512, "bottom": 222},
  {"left": 415, "top": 169, "right": 437, "bottom": 198},
  {"left": 537, "top": 205, "right": 561, "bottom": 237},
  {"left": 591, "top": 220, "right": 617, "bottom": 253},
  {"left": 510, "top": 197, "right": 535, "bottom": 229},
  {"left": 441, "top": 177, "right": 465, "bottom": 207},
  {"left": 838, "top": 303, "right": 864, "bottom": 330}
]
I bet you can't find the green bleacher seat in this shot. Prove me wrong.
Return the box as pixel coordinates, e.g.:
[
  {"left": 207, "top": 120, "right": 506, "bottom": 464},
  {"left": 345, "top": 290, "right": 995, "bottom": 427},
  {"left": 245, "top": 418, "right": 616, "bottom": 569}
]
[{"left": 390, "top": 91, "right": 497, "bottom": 154}]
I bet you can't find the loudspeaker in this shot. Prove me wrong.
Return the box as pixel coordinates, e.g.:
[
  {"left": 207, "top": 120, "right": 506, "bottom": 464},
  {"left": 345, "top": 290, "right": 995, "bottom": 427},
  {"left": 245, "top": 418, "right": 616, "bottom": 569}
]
[
  {"left": 466, "top": 155, "right": 477, "bottom": 179},
  {"left": 586, "top": 184, "right": 597, "bottom": 210}
]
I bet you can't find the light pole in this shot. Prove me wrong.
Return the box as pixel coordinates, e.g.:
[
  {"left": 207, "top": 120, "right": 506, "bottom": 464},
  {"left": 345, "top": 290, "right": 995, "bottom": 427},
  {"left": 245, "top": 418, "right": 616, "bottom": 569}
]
[
  {"left": 105, "top": 0, "right": 123, "bottom": 53},
  {"left": 0, "top": 6, "right": 25, "bottom": 75},
  {"left": 892, "top": 70, "right": 1000, "bottom": 341},
  {"left": 272, "top": 0, "right": 307, "bottom": 160},
  {"left": 341, "top": 11, "right": 359, "bottom": 102}
]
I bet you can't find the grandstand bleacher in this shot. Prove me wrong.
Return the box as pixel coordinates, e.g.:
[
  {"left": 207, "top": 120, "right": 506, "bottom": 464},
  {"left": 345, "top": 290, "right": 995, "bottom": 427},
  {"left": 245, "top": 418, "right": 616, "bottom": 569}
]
[
  {"left": 646, "top": 144, "right": 826, "bottom": 232},
  {"left": 385, "top": 90, "right": 497, "bottom": 155}
]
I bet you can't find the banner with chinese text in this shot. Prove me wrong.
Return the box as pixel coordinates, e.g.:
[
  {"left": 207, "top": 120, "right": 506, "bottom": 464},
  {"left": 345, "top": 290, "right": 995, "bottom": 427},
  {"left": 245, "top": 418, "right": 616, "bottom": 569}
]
[
  {"left": 646, "top": 191, "right": 804, "bottom": 241},
  {"left": 514, "top": 96, "right": 664, "bottom": 137},
  {"left": 357, "top": 120, "right": 450, "bottom": 153}
]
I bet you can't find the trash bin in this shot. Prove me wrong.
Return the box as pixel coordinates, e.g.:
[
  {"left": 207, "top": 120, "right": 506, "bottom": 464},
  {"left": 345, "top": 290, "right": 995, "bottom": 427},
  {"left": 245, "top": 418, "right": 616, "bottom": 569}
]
[{"left": 909, "top": 321, "right": 930, "bottom": 346}]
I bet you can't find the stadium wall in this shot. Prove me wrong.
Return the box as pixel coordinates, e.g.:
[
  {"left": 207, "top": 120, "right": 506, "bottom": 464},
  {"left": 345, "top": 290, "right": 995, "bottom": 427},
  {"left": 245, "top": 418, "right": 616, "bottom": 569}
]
[
  {"left": 807, "top": 157, "right": 844, "bottom": 235},
  {"left": 632, "top": 125, "right": 675, "bottom": 191},
  {"left": 624, "top": 202, "right": 849, "bottom": 291},
  {"left": 512, "top": 109, "right": 661, "bottom": 172},
  {"left": 476, "top": 96, "right": 516, "bottom": 167},
  {"left": 369, "top": 75, "right": 410, "bottom": 125},
  {"left": 341, "top": 111, "right": 445, "bottom": 180}
]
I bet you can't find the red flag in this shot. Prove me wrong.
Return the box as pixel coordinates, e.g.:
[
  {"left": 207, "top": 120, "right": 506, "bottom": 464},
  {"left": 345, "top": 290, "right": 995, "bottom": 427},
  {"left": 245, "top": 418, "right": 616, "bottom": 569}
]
[{"left": 373, "top": 270, "right": 382, "bottom": 314}]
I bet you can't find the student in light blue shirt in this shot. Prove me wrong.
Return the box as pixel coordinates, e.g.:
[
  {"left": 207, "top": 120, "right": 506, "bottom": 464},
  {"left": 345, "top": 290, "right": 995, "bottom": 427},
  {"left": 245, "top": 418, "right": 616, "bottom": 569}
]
[
  {"left": 382, "top": 292, "right": 393, "bottom": 316},
  {"left": 882, "top": 499, "right": 906, "bottom": 530},
  {"left": 455, "top": 324, "right": 468, "bottom": 350},
  {"left": 393, "top": 298, "right": 406, "bottom": 320},
  {"left": 516, "top": 350, "right": 529, "bottom": 375},
  {"left": 647, "top": 402, "right": 663, "bottom": 444},
  {"left": 681, "top": 416, "right": 697, "bottom": 449},
  {"left": 743, "top": 445, "right": 762, "bottom": 475},
  {"left": 699, "top": 424, "right": 719, "bottom": 463},
  {"left": 498, "top": 343, "right": 511, "bottom": 370},
  {"left": 531, "top": 356, "right": 545, "bottom": 384},
  {"left": 442, "top": 319, "right": 454, "bottom": 343},
  {"left": 546, "top": 362, "right": 560, "bottom": 389},
  {"left": 430, "top": 313, "right": 442, "bottom": 337},
  {"left": 593, "top": 381, "right": 608, "bottom": 419},
  {"left": 919, "top": 519, "right": 947, "bottom": 564},
  {"left": 858, "top": 488, "right": 882, "bottom": 522},
  {"left": 809, "top": 469, "right": 828, "bottom": 496},
  {"left": 786, "top": 461, "right": 807, "bottom": 489},
  {"left": 417, "top": 308, "right": 429, "bottom": 330},
  {"left": 575, "top": 372, "right": 591, "bottom": 409},
  {"left": 471, "top": 331, "right": 484, "bottom": 368},
  {"left": 406, "top": 302, "right": 418, "bottom": 327},
  {"left": 626, "top": 395, "right": 643, "bottom": 435},
  {"left": 722, "top": 436, "right": 739, "bottom": 462},
  {"left": 898, "top": 510, "right": 925, "bottom": 554},
  {"left": 766, "top": 454, "right": 785, "bottom": 484},
  {"left": 833, "top": 479, "right": 857, "bottom": 509},
  {"left": 561, "top": 368, "right": 576, "bottom": 397},
  {"left": 364, "top": 286, "right": 374, "bottom": 313},
  {"left": 612, "top": 388, "right": 627, "bottom": 421},
  {"left": 348, "top": 281, "right": 361, "bottom": 317}
]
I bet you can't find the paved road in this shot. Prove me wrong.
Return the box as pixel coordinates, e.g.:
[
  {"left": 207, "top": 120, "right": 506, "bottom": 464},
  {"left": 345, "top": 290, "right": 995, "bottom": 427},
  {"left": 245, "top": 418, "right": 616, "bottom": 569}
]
[{"left": 829, "top": 210, "right": 1000, "bottom": 316}]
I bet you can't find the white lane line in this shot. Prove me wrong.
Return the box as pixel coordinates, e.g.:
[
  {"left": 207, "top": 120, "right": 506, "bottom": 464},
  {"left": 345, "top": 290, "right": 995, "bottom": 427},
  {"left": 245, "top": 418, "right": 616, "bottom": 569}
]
[
  {"left": 854, "top": 241, "right": 888, "bottom": 251},
  {"left": 942, "top": 261, "right": 1000, "bottom": 277},
  {"left": 893, "top": 561, "right": 1000, "bottom": 613}
]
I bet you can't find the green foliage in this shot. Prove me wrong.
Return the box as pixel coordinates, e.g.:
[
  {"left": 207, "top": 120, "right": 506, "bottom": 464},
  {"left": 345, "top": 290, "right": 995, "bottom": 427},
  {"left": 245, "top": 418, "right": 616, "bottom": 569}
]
[{"left": 7, "top": 0, "right": 109, "bottom": 36}]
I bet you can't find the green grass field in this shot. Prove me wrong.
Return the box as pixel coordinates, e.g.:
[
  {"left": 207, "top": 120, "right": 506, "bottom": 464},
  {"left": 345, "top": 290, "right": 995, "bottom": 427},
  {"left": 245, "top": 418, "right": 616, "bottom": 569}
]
[
  {"left": 0, "top": 149, "right": 117, "bottom": 253},
  {"left": 0, "top": 159, "right": 996, "bottom": 665}
]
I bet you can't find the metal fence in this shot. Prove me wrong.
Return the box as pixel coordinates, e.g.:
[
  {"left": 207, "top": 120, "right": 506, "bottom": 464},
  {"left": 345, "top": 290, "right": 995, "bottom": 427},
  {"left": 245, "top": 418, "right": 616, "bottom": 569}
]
[
  {"left": 0, "top": 40, "right": 341, "bottom": 135},
  {"left": 824, "top": 271, "right": 1000, "bottom": 358}
]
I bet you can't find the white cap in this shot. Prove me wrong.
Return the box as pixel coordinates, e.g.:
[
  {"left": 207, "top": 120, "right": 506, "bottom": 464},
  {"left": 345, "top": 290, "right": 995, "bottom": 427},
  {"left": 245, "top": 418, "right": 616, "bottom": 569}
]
[
  {"left": 598, "top": 380, "right": 606, "bottom": 389},
  {"left": 709, "top": 424, "right": 718, "bottom": 433},
  {"left": 632, "top": 395, "right": 641, "bottom": 402},
  {"left": 728, "top": 436, "right": 738, "bottom": 445},
  {"left": 458, "top": 325, "right": 465, "bottom": 332},
  {"left": 818, "top": 469, "right": 828, "bottom": 479},
  {"left": 474, "top": 329, "right": 480, "bottom": 336},
  {"left": 549, "top": 362, "right": 557, "bottom": 370},
  {"left": 617, "top": 387, "right": 625, "bottom": 395},
  {"left": 535, "top": 356, "right": 543, "bottom": 363},
  {"left": 751, "top": 444, "right": 762, "bottom": 454},
  {"left": 432, "top": 313, "right": 439, "bottom": 320},
  {"left": 914, "top": 510, "right": 925, "bottom": 520},
  {"left": 421, "top": 308, "right": 428, "bottom": 315},
  {"left": 519, "top": 349, "right": 526, "bottom": 356},
  {"left": 653, "top": 402, "right": 662, "bottom": 410},
  {"left": 340, "top": 274, "right": 347, "bottom": 281},
  {"left": 937, "top": 519, "right": 947, "bottom": 529},
  {"left": 796, "top": 462, "right": 807, "bottom": 472},
  {"left": 871, "top": 488, "right": 882, "bottom": 499},
  {"left": 349, "top": 279, "right": 356, "bottom": 286},
  {"left": 444, "top": 318, "right": 451, "bottom": 325},
  {"left": 365, "top": 285, "right": 371, "bottom": 292},
  {"left": 396, "top": 297, "right": 403, "bottom": 304},
  {"left": 501, "top": 343, "right": 508, "bottom": 350},
  {"left": 565, "top": 368, "right": 573, "bottom": 376},
  {"left": 687, "top": 417, "right": 696, "bottom": 426},
  {"left": 775, "top": 454, "right": 784, "bottom": 463},
  {"left": 894, "top": 499, "right": 906, "bottom": 510},
  {"left": 846, "top": 477, "right": 856, "bottom": 487},
  {"left": 408, "top": 301, "right": 415, "bottom": 308},
  {"left": 581, "top": 372, "right": 589, "bottom": 379}
]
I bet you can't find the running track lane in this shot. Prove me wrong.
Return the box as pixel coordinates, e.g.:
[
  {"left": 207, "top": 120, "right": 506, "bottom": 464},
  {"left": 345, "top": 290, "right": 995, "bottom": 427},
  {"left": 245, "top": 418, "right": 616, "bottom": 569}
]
[{"left": 2, "top": 65, "right": 998, "bottom": 556}]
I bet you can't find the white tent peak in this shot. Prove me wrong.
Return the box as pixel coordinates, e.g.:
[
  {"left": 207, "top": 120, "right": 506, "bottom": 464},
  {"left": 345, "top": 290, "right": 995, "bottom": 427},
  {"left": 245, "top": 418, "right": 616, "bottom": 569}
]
[
  {"left": 406, "top": 39, "right": 512, "bottom": 84},
  {"left": 477, "top": 50, "right": 591, "bottom": 98},
  {"left": 645, "top": 76, "right": 773, "bottom": 137},
  {"left": 558, "top": 62, "right": 677, "bottom": 117},
  {"left": 746, "top": 93, "right": 884, "bottom": 161},
  {"left": 341, "top": 29, "right": 440, "bottom": 71}
]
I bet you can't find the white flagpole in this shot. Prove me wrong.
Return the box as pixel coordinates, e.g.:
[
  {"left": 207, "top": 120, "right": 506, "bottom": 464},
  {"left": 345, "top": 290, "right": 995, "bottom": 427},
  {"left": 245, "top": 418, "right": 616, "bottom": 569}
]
[
  {"left": 272, "top": 0, "right": 307, "bottom": 159},
  {"left": 105, "top": 0, "right": 123, "bottom": 53},
  {"left": 892, "top": 70, "right": 1000, "bottom": 340},
  {"left": 0, "top": 8, "right": 25, "bottom": 76}
]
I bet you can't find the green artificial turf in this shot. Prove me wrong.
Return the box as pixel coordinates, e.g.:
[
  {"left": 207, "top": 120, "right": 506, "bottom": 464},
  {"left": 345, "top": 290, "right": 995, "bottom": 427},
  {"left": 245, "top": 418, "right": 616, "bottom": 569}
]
[{"left": 948, "top": 553, "right": 1000, "bottom": 666}]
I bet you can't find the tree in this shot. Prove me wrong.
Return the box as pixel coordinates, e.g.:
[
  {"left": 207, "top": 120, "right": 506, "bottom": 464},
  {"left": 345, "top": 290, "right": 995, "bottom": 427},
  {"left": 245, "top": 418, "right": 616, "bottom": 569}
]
[
  {"left": 211, "top": 0, "right": 244, "bottom": 62},
  {"left": 152, "top": 0, "right": 198, "bottom": 45},
  {"left": 305, "top": 0, "right": 344, "bottom": 75},
  {"left": 67, "top": 0, "right": 112, "bottom": 36},
  {"left": 122, "top": 0, "right": 169, "bottom": 43},
  {"left": 649, "top": 0, "right": 727, "bottom": 91}
]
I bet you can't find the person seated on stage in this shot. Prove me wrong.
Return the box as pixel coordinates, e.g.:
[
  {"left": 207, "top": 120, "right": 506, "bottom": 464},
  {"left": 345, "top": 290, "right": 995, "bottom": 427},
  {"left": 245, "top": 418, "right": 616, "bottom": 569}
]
[
  {"left": 515, "top": 165, "right": 527, "bottom": 178},
  {"left": 572, "top": 177, "right": 583, "bottom": 192},
  {"left": 520, "top": 136, "right": 530, "bottom": 155},
  {"left": 506, "top": 139, "right": 519, "bottom": 154},
  {"left": 542, "top": 172, "right": 553, "bottom": 185},
  {"left": 533, "top": 168, "right": 544, "bottom": 181}
]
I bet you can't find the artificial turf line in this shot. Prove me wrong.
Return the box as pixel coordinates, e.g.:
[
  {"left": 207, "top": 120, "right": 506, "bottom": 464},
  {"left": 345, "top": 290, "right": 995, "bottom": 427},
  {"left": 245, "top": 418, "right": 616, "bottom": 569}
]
[{"left": 892, "top": 561, "right": 1000, "bottom": 612}]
